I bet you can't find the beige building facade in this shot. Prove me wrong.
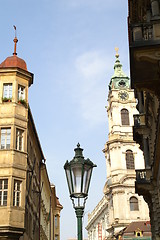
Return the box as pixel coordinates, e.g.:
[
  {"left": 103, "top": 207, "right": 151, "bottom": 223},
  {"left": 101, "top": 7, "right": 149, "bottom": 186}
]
[
  {"left": 40, "top": 163, "right": 52, "bottom": 240},
  {"left": 40, "top": 164, "right": 63, "bottom": 240},
  {"left": 51, "top": 185, "right": 63, "bottom": 240},
  {"left": 86, "top": 53, "right": 149, "bottom": 239},
  {"left": 0, "top": 35, "right": 62, "bottom": 240}
]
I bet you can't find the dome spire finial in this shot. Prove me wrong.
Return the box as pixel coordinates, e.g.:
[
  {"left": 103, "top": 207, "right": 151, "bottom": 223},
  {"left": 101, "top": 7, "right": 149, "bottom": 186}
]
[
  {"left": 13, "top": 25, "right": 18, "bottom": 56},
  {"left": 115, "top": 47, "right": 119, "bottom": 58},
  {"left": 108, "top": 48, "right": 130, "bottom": 90}
]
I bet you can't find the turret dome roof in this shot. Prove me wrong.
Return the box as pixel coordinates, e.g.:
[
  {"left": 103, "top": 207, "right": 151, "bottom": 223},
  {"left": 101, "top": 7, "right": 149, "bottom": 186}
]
[
  {"left": 109, "top": 49, "right": 130, "bottom": 90},
  {"left": 0, "top": 55, "right": 27, "bottom": 71}
]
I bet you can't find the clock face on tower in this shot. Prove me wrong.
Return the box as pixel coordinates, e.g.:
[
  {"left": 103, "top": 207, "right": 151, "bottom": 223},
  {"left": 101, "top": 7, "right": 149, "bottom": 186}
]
[
  {"left": 118, "top": 80, "right": 126, "bottom": 88},
  {"left": 118, "top": 91, "right": 129, "bottom": 101}
]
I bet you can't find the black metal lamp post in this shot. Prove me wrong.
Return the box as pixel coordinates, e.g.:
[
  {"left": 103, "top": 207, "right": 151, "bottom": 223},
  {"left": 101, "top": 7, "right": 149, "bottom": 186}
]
[{"left": 64, "top": 143, "right": 97, "bottom": 240}]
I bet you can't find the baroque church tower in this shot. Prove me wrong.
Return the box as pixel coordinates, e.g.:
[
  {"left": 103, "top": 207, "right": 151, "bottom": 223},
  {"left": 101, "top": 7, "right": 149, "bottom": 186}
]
[
  {"left": 86, "top": 51, "right": 150, "bottom": 240},
  {"left": 103, "top": 50, "right": 149, "bottom": 237}
]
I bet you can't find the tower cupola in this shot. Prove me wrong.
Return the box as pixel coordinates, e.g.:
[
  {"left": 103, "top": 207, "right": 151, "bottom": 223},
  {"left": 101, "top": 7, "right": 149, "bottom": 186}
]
[
  {"left": 0, "top": 26, "right": 28, "bottom": 72},
  {"left": 0, "top": 26, "right": 33, "bottom": 87},
  {"left": 109, "top": 48, "right": 130, "bottom": 90}
]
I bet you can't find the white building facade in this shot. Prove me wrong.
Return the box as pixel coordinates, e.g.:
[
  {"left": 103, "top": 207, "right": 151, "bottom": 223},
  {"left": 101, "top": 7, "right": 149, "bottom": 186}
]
[
  {"left": 86, "top": 52, "right": 149, "bottom": 240},
  {"left": 87, "top": 196, "right": 108, "bottom": 240}
]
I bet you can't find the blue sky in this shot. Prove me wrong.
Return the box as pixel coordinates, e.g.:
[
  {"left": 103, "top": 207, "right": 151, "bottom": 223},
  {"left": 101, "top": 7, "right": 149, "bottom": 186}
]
[{"left": 1, "top": 0, "right": 129, "bottom": 239}]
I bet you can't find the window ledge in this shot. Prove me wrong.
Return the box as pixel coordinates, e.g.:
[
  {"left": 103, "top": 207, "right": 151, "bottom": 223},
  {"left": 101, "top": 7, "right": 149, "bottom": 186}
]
[
  {"left": 0, "top": 148, "right": 27, "bottom": 155},
  {"left": 12, "top": 206, "right": 23, "bottom": 210},
  {"left": 14, "top": 149, "right": 27, "bottom": 155},
  {"left": 18, "top": 100, "right": 27, "bottom": 107},
  {"left": 2, "top": 98, "right": 12, "bottom": 103},
  {"left": 0, "top": 148, "right": 11, "bottom": 151}
]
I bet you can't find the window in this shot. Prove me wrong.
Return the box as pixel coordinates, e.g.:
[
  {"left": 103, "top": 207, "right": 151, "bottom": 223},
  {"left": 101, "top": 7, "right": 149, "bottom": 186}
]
[
  {"left": 126, "top": 150, "right": 135, "bottom": 169},
  {"left": 29, "top": 213, "right": 32, "bottom": 238},
  {"left": 18, "top": 85, "right": 25, "bottom": 100},
  {"left": 3, "top": 84, "right": 12, "bottom": 99},
  {"left": 16, "top": 129, "right": 24, "bottom": 151},
  {"left": 130, "top": 197, "right": 139, "bottom": 211},
  {"left": 1, "top": 128, "right": 11, "bottom": 149},
  {"left": 55, "top": 215, "right": 58, "bottom": 228},
  {"left": 13, "top": 180, "right": 21, "bottom": 207},
  {"left": 0, "top": 179, "right": 8, "bottom": 206},
  {"left": 136, "top": 231, "right": 142, "bottom": 237},
  {"left": 25, "top": 208, "right": 28, "bottom": 234},
  {"left": 121, "top": 109, "right": 130, "bottom": 125}
]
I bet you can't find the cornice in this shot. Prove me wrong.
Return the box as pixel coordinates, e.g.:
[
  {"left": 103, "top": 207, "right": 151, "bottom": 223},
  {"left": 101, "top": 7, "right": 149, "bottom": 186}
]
[
  {"left": 105, "top": 138, "right": 135, "bottom": 148},
  {"left": 86, "top": 196, "right": 108, "bottom": 229}
]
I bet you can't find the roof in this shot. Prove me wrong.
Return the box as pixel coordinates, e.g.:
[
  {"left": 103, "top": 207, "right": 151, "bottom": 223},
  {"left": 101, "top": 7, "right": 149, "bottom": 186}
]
[
  {"left": 0, "top": 36, "right": 28, "bottom": 71},
  {"left": 124, "top": 221, "right": 151, "bottom": 234},
  {"left": 0, "top": 55, "right": 27, "bottom": 71},
  {"left": 28, "top": 105, "right": 45, "bottom": 160},
  {"left": 50, "top": 185, "right": 63, "bottom": 211},
  {"left": 67, "top": 239, "right": 88, "bottom": 240},
  {"left": 109, "top": 50, "right": 130, "bottom": 90},
  {"left": 115, "top": 221, "right": 151, "bottom": 238},
  {"left": 56, "top": 197, "right": 63, "bottom": 209}
]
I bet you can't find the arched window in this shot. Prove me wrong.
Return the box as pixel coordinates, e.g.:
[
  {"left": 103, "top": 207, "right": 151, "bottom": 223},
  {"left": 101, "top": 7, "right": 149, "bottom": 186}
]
[
  {"left": 121, "top": 109, "right": 130, "bottom": 125},
  {"left": 126, "top": 150, "right": 135, "bottom": 169},
  {"left": 130, "top": 197, "right": 139, "bottom": 211}
]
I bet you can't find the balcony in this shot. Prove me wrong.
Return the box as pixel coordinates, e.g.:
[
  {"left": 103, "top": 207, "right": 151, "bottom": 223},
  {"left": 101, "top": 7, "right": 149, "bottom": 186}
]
[
  {"left": 136, "top": 169, "right": 151, "bottom": 183},
  {"left": 133, "top": 114, "right": 147, "bottom": 148},
  {"left": 134, "top": 114, "right": 146, "bottom": 127},
  {"left": 129, "top": 17, "right": 160, "bottom": 93},
  {"left": 135, "top": 169, "right": 152, "bottom": 197},
  {"left": 129, "top": 22, "right": 160, "bottom": 47}
]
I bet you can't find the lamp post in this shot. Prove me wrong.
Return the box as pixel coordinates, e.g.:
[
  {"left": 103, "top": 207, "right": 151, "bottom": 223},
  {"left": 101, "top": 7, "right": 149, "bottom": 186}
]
[{"left": 64, "top": 143, "right": 97, "bottom": 240}]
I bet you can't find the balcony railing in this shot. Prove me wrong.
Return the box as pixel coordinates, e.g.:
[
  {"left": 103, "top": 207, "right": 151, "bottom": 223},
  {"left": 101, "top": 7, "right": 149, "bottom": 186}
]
[
  {"left": 132, "top": 23, "right": 153, "bottom": 42},
  {"left": 134, "top": 114, "right": 146, "bottom": 127},
  {"left": 129, "top": 21, "right": 160, "bottom": 46},
  {"left": 136, "top": 169, "right": 150, "bottom": 184}
]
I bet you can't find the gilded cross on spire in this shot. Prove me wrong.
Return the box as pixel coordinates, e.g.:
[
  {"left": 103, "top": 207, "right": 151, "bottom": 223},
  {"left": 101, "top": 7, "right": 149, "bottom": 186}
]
[
  {"left": 13, "top": 25, "right": 18, "bottom": 56},
  {"left": 115, "top": 47, "right": 119, "bottom": 58}
]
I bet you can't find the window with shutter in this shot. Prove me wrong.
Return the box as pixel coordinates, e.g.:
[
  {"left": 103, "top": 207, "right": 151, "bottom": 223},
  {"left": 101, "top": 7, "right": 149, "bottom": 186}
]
[
  {"left": 121, "top": 109, "right": 130, "bottom": 125},
  {"left": 130, "top": 197, "right": 139, "bottom": 211},
  {"left": 126, "top": 150, "right": 135, "bottom": 169}
]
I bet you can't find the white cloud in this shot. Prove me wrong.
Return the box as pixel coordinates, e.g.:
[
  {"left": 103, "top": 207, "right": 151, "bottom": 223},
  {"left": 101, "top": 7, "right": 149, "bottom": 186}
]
[
  {"left": 73, "top": 50, "right": 113, "bottom": 127},
  {"left": 75, "top": 51, "right": 107, "bottom": 79}
]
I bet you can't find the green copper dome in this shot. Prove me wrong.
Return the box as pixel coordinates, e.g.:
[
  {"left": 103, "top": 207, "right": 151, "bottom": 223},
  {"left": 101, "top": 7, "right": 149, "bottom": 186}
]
[{"left": 109, "top": 51, "right": 130, "bottom": 90}]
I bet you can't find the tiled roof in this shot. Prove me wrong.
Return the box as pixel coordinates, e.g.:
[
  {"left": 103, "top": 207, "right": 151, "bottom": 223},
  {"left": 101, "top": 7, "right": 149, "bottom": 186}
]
[
  {"left": 0, "top": 55, "right": 27, "bottom": 71},
  {"left": 124, "top": 221, "right": 151, "bottom": 233}
]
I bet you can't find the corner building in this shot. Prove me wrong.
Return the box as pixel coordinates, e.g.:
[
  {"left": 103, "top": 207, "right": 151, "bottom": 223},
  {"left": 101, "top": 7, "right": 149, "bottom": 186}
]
[
  {"left": 86, "top": 53, "right": 149, "bottom": 239},
  {"left": 128, "top": 0, "right": 160, "bottom": 238},
  {"left": 0, "top": 42, "right": 37, "bottom": 239},
  {"left": 0, "top": 37, "right": 62, "bottom": 240}
]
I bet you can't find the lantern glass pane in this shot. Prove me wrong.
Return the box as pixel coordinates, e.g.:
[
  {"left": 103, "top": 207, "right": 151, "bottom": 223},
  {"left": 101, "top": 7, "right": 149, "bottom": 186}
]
[
  {"left": 66, "top": 168, "right": 72, "bottom": 195},
  {"left": 83, "top": 167, "right": 92, "bottom": 194},
  {"left": 71, "top": 165, "right": 82, "bottom": 194}
]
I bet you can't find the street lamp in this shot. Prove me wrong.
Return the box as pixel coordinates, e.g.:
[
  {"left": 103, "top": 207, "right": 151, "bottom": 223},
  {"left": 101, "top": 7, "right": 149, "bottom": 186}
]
[{"left": 64, "top": 143, "right": 97, "bottom": 240}]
